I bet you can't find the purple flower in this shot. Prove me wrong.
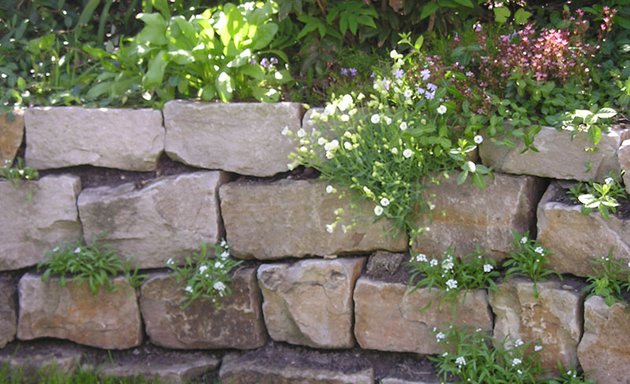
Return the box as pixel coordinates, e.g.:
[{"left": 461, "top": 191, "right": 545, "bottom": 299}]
[
  {"left": 425, "top": 91, "right": 435, "bottom": 100},
  {"left": 474, "top": 23, "right": 482, "bottom": 33},
  {"left": 416, "top": 87, "right": 426, "bottom": 95},
  {"left": 340, "top": 68, "right": 349, "bottom": 76},
  {"left": 420, "top": 69, "right": 431, "bottom": 81},
  {"left": 382, "top": 79, "right": 391, "bottom": 91},
  {"left": 260, "top": 58, "right": 270, "bottom": 68},
  {"left": 393, "top": 68, "right": 404, "bottom": 79},
  {"left": 341, "top": 67, "right": 358, "bottom": 78},
  {"left": 426, "top": 83, "right": 437, "bottom": 92},
  {"left": 349, "top": 68, "right": 358, "bottom": 77},
  {"left": 270, "top": 57, "right": 278, "bottom": 65}
]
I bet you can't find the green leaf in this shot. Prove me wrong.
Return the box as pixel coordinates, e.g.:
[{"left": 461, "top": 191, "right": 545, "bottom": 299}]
[
  {"left": 420, "top": 2, "right": 440, "bottom": 20},
  {"left": 78, "top": 0, "right": 100, "bottom": 26},
  {"left": 252, "top": 23, "right": 278, "bottom": 50},
  {"left": 414, "top": 35, "right": 424, "bottom": 51},
  {"left": 136, "top": 13, "right": 168, "bottom": 45},
  {"left": 457, "top": 170, "right": 468, "bottom": 185},
  {"left": 596, "top": 107, "right": 617, "bottom": 119},
  {"left": 514, "top": 8, "right": 532, "bottom": 24},
  {"left": 144, "top": 50, "right": 168, "bottom": 88},
  {"left": 216, "top": 72, "right": 234, "bottom": 102},
  {"left": 452, "top": 0, "right": 474, "bottom": 7},
  {"left": 227, "top": 48, "right": 252, "bottom": 68},
  {"left": 494, "top": 7, "right": 511, "bottom": 24}
]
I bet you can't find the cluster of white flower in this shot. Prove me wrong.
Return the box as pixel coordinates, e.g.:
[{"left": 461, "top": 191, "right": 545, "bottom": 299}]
[{"left": 455, "top": 356, "right": 467, "bottom": 368}]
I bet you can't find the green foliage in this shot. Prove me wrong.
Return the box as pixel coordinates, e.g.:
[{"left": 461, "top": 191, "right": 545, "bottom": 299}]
[
  {"left": 567, "top": 174, "right": 628, "bottom": 220},
  {"left": 1, "top": 157, "right": 39, "bottom": 185},
  {"left": 167, "top": 240, "right": 242, "bottom": 308},
  {"left": 86, "top": 1, "right": 291, "bottom": 106},
  {"left": 544, "top": 368, "right": 595, "bottom": 384},
  {"left": 433, "top": 326, "right": 544, "bottom": 383},
  {"left": 562, "top": 107, "right": 618, "bottom": 146},
  {"left": 503, "top": 231, "right": 557, "bottom": 297},
  {"left": 0, "top": 362, "right": 161, "bottom": 384},
  {"left": 38, "top": 239, "right": 143, "bottom": 295},
  {"left": 408, "top": 247, "right": 500, "bottom": 302},
  {"left": 584, "top": 250, "right": 630, "bottom": 306}
]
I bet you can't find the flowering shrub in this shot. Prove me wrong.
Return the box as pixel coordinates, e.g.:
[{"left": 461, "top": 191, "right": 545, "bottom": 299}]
[
  {"left": 167, "top": 241, "right": 242, "bottom": 308},
  {"left": 408, "top": 248, "right": 500, "bottom": 303},
  {"left": 503, "top": 231, "right": 556, "bottom": 297},
  {"left": 288, "top": 45, "right": 490, "bottom": 236},
  {"left": 567, "top": 174, "right": 628, "bottom": 220}
]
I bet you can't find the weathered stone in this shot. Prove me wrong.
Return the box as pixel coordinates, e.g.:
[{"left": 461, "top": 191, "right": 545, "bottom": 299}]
[
  {"left": 17, "top": 274, "right": 142, "bottom": 349},
  {"left": 537, "top": 182, "right": 630, "bottom": 277},
  {"left": 164, "top": 101, "right": 302, "bottom": 177},
  {"left": 220, "top": 179, "right": 407, "bottom": 260},
  {"left": 219, "top": 344, "right": 374, "bottom": 384},
  {"left": 366, "top": 251, "right": 405, "bottom": 276},
  {"left": 489, "top": 278, "right": 584, "bottom": 373},
  {"left": 24, "top": 107, "right": 164, "bottom": 171},
  {"left": 578, "top": 296, "right": 630, "bottom": 384},
  {"left": 0, "top": 175, "right": 82, "bottom": 271},
  {"left": 413, "top": 173, "right": 546, "bottom": 260},
  {"left": 99, "top": 353, "right": 219, "bottom": 384},
  {"left": 0, "top": 343, "right": 83, "bottom": 376},
  {"left": 0, "top": 110, "right": 24, "bottom": 165},
  {"left": 353, "top": 277, "right": 493, "bottom": 354},
  {"left": 140, "top": 268, "right": 267, "bottom": 350},
  {"left": 78, "top": 171, "right": 226, "bottom": 269},
  {"left": 617, "top": 139, "right": 630, "bottom": 194},
  {"left": 257, "top": 257, "right": 365, "bottom": 349},
  {"left": 0, "top": 277, "right": 16, "bottom": 348},
  {"left": 480, "top": 126, "right": 629, "bottom": 181}
]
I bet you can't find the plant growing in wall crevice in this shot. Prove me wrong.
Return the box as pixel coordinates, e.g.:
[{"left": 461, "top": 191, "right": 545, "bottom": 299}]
[
  {"left": 584, "top": 250, "right": 630, "bottom": 306},
  {"left": 503, "top": 231, "right": 557, "bottom": 297},
  {"left": 567, "top": 174, "right": 629, "bottom": 220}
]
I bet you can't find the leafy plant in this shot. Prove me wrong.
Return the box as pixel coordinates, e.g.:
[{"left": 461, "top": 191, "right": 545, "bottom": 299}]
[
  {"left": 38, "top": 239, "right": 142, "bottom": 295},
  {"left": 433, "top": 326, "right": 544, "bottom": 383},
  {"left": 1, "top": 157, "right": 39, "bottom": 185},
  {"left": 544, "top": 368, "right": 595, "bottom": 384},
  {"left": 408, "top": 247, "right": 499, "bottom": 303},
  {"left": 567, "top": 174, "right": 628, "bottom": 220},
  {"left": 167, "top": 240, "right": 242, "bottom": 308},
  {"left": 562, "top": 107, "right": 618, "bottom": 146},
  {"left": 87, "top": 1, "right": 291, "bottom": 106},
  {"left": 503, "top": 231, "right": 557, "bottom": 297},
  {"left": 584, "top": 250, "right": 630, "bottom": 306}
]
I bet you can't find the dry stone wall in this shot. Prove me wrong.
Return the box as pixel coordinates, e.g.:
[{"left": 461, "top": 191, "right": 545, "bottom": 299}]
[{"left": 1, "top": 104, "right": 630, "bottom": 383}]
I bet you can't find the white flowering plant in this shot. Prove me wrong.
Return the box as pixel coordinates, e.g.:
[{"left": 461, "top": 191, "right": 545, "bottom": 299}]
[
  {"left": 503, "top": 231, "right": 557, "bottom": 297},
  {"left": 407, "top": 247, "right": 499, "bottom": 302},
  {"left": 433, "top": 326, "right": 544, "bottom": 384},
  {"left": 287, "top": 43, "right": 490, "bottom": 237},
  {"left": 584, "top": 250, "right": 630, "bottom": 307},
  {"left": 567, "top": 173, "right": 628, "bottom": 220},
  {"left": 38, "top": 239, "right": 143, "bottom": 295},
  {"left": 167, "top": 240, "right": 242, "bottom": 308}
]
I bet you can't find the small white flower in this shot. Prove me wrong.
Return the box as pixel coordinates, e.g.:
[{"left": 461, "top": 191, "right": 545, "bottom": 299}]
[
  {"left": 514, "top": 339, "right": 524, "bottom": 347},
  {"left": 474, "top": 135, "right": 484, "bottom": 144},
  {"left": 437, "top": 105, "right": 447, "bottom": 115},
  {"left": 214, "top": 261, "right": 224, "bottom": 269},
  {"left": 455, "top": 356, "right": 466, "bottom": 367},
  {"left": 436, "top": 332, "right": 446, "bottom": 341},
  {"left": 281, "top": 126, "right": 290, "bottom": 136},
  {"left": 445, "top": 279, "right": 458, "bottom": 290},
  {"left": 185, "top": 286, "right": 193, "bottom": 293},
  {"left": 512, "top": 358, "right": 522, "bottom": 366},
  {"left": 317, "top": 137, "right": 327, "bottom": 146},
  {"left": 430, "top": 259, "right": 438, "bottom": 267},
  {"left": 166, "top": 258, "right": 175, "bottom": 265},
  {"left": 415, "top": 253, "right": 427, "bottom": 262},
  {"left": 442, "top": 256, "right": 454, "bottom": 271},
  {"left": 380, "top": 197, "right": 390, "bottom": 207},
  {"left": 297, "top": 128, "right": 306, "bottom": 138},
  {"left": 324, "top": 140, "right": 339, "bottom": 151},
  {"left": 442, "top": 352, "right": 448, "bottom": 357},
  {"left": 483, "top": 264, "right": 493, "bottom": 273},
  {"left": 534, "top": 246, "right": 544, "bottom": 255},
  {"left": 220, "top": 251, "right": 230, "bottom": 259},
  {"left": 391, "top": 147, "right": 399, "bottom": 155},
  {"left": 370, "top": 114, "right": 381, "bottom": 124},
  {"left": 403, "top": 89, "right": 413, "bottom": 98},
  {"left": 326, "top": 185, "right": 334, "bottom": 194},
  {"left": 403, "top": 148, "right": 413, "bottom": 158},
  {"left": 198, "top": 265, "right": 208, "bottom": 274},
  {"left": 399, "top": 121, "right": 408, "bottom": 131},
  {"left": 326, "top": 224, "right": 335, "bottom": 233},
  {"left": 213, "top": 281, "right": 226, "bottom": 291},
  {"left": 534, "top": 345, "right": 543, "bottom": 352},
  {"left": 53, "top": 246, "right": 60, "bottom": 252},
  {"left": 383, "top": 116, "right": 392, "bottom": 125},
  {"left": 344, "top": 141, "right": 353, "bottom": 150},
  {"left": 338, "top": 94, "right": 353, "bottom": 111},
  {"left": 73, "top": 247, "right": 81, "bottom": 254},
  {"left": 374, "top": 205, "right": 384, "bottom": 216},
  {"left": 605, "top": 177, "right": 615, "bottom": 185},
  {"left": 340, "top": 114, "right": 350, "bottom": 122},
  {"left": 520, "top": 236, "right": 528, "bottom": 244}
]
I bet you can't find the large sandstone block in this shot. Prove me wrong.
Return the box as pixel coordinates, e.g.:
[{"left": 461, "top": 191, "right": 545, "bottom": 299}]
[
  {"left": 78, "top": 172, "right": 226, "bottom": 269},
  {"left": 220, "top": 179, "right": 407, "bottom": 260},
  {"left": 537, "top": 182, "right": 630, "bottom": 277},
  {"left": 413, "top": 173, "right": 546, "bottom": 260},
  {"left": 140, "top": 268, "right": 267, "bottom": 350},
  {"left": 489, "top": 278, "right": 584, "bottom": 374},
  {"left": 0, "top": 110, "right": 24, "bottom": 165},
  {"left": 480, "top": 126, "right": 629, "bottom": 181},
  {"left": 0, "top": 175, "right": 82, "bottom": 271},
  {"left": 257, "top": 257, "right": 365, "bottom": 349},
  {"left": 17, "top": 274, "right": 142, "bottom": 349},
  {"left": 353, "top": 277, "right": 493, "bottom": 354},
  {"left": 24, "top": 107, "right": 164, "bottom": 171},
  {"left": 0, "top": 277, "right": 16, "bottom": 348},
  {"left": 578, "top": 296, "right": 630, "bottom": 384},
  {"left": 164, "top": 101, "right": 302, "bottom": 177}
]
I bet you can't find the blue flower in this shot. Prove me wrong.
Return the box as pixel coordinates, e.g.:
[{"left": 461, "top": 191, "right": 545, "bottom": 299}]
[
  {"left": 393, "top": 68, "right": 404, "bottom": 79},
  {"left": 420, "top": 69, "right": 431, "bottom": 81},
  {"left": 427, "top": 83, "right": 438, "bottom": 92}
]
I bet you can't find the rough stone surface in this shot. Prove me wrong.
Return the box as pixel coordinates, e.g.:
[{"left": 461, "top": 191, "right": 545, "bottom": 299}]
[
  {"left": 219, "top": 345, "right": 374, "bottom": 384},
  {"left": 537, "top": 182, "right": 630, "bottom": 277},
  {"left": 617, "top": 139, "right": 630, "bottom": 194},
  {"left": 366, "top": 251, "right": 406, "bottom": 277},
  {"left": 413, "top": 173, "right": 546, "bottom": 260},
  {"left": 380, "top": 379, "right": 440, "bottom": 384},
  {"left": 78, "top": 171, "right": 226, "bottom": 268},
  {"left": 257, "top": 257, "right": 365, "bottom": 349},
  {"left": 0, "top": 276, "right": 16, "bottom": 348},
  {"left": 480, "top": 126, "right": 629, "bottom": 181},
  {"left": 578, "top": 296, "right": 630, "bottom": 384},
  {"left": 140, "top": 268, "right": 267, "bottom": 350},
  {"left": 220, "top": 179, "right": 407, "bottom": 260},
  {"left": 0, "top": 343, "right": 83, "bottom": 376},
  {"left": 17, "top": 274, "right": 142, "bottom": 349},
  {"left": 353, "top": 277, "right": 493, "bottom": 354},
  {"left": 164, "top": 101, "right": 302, "bottom": 177},
  {"left": 489, "top": 278, "right": 584, "bottom": 373},
  {"left": 99, "top": 353, "right": 219, "bottom": 384},
  {"left": 25, "top": 107, "right": 164, "bottom": 171},
  {"left": 0, "top": 175, "right": 82, "bottom": 271},
  {"left": 0, "top": 109, "right": 24, "bottom": 165}
]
